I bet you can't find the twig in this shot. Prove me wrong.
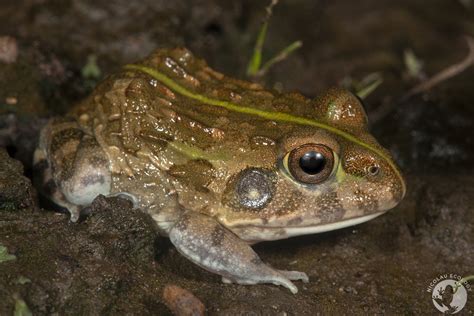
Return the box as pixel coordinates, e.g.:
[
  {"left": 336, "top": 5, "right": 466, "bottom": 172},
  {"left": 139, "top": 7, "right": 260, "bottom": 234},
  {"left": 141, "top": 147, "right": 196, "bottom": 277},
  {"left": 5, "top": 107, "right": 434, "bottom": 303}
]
[
  {"left": 372, "top": 36, "right": 474, "bottom": 124},
  {"left": 256, "top": 40, "right": 302, "bottom": 77},
  {"left": 403, "top": 36, "right": 474, "bottom": 100}
]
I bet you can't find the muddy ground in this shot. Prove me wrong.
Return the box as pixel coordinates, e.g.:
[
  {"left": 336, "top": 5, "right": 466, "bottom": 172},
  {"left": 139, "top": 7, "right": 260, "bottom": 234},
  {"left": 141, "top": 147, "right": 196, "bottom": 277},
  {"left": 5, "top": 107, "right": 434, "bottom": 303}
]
[{"left": 1, "top": 0, "right": 473, "bottom": 314}]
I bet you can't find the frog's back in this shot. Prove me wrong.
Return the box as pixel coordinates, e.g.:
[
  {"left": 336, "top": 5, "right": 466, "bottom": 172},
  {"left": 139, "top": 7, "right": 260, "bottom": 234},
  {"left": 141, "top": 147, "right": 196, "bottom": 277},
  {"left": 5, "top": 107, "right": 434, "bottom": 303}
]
[{"left": 71, "top": 49, "right": 318, "bottom": 163}]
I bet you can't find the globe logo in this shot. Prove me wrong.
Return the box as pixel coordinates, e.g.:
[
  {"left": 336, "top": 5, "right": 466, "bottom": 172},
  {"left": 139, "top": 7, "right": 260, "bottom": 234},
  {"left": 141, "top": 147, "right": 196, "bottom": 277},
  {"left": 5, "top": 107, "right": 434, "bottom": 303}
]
[{"left": 431, "top": 279, "right": 468, "bottom": 314}]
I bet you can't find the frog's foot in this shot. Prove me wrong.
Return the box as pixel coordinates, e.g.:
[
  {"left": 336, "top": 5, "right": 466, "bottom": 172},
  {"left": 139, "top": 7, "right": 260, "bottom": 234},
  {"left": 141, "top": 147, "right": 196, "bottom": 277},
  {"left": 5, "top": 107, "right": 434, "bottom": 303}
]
[
  {"left": 34, "top": 146, "right": 81, "bottom": 222},
  {"left": 33, "top": 159, "right": 87, "bottom": 222},
  {"left": 34, "top": 119, "right": 111, "bottom": 222},
  {"left": 168, "top": 211, "right": 307, "bottom": 294},
  {"left": 221, "top": 274, "right": 297, "bottom": 294}
]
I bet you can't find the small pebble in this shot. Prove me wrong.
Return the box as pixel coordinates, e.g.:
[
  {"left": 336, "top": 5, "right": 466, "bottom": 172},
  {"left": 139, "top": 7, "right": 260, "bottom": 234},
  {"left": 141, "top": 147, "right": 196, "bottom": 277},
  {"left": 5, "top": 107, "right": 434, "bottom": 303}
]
[
  {"left": 162, "top": 284, "right": 205, "bottom": 316},
  {"left": 0, "top": 36, "right": 18, "bottom": 64},
  {"left": 6, "top": 96, "right": 17, "bottom": 105}
]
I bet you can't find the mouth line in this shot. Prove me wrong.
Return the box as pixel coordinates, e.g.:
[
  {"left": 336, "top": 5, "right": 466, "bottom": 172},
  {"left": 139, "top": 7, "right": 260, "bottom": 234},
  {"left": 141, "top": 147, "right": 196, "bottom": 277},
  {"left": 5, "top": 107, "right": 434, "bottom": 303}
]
[{"left": 251, "top": 211, "right": 387, "bottom": 237}]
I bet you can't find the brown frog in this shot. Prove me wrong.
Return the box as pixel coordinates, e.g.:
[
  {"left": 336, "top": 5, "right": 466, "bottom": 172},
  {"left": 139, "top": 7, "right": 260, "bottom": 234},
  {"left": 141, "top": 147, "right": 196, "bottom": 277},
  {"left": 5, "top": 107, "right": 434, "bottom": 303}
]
[{"left": 34, "top": 48, "right": 405, "bottom": 293}]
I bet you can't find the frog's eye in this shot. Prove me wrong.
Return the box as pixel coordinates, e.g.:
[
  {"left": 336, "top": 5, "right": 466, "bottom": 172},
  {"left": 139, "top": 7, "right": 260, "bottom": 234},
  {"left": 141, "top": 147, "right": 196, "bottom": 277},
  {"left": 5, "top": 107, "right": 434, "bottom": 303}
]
[{"left": 287, "top": 144, "right": 334, "bottom": 184}]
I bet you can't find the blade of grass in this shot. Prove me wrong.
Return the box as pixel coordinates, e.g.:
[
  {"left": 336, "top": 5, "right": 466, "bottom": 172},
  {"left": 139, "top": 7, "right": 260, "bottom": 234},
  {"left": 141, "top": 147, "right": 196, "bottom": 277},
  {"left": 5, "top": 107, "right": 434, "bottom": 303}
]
[
  {"left": 257, "top": 40, "right": 303, "bottom": 77},
  {"left": 246, "top": 21, "right": 268, "bottom": 77}
]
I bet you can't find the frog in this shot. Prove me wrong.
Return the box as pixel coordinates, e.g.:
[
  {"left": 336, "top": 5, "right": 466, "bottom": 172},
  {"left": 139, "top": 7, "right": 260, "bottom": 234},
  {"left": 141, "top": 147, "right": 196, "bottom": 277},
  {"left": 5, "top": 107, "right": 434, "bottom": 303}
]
[{"left": 33, "top": 47, "right": 406, "bottom": 294}]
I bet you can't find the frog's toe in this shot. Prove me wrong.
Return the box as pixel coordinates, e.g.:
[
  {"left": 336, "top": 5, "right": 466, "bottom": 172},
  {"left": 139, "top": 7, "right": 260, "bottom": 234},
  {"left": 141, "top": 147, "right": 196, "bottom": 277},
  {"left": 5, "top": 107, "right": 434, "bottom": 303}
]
[
  {"left": 277, "top": 270, "right": 309, "bottom": 283},
  {"left": 272, "top": 277, "right": 299, "bottom": 294},
  {"left": 221, "top": 277, "right": 232, "bottom": 284},
  {"left": 68, "top": 205, "right": 81, "bottom": 222},
  {"left": 222, "top": 275, "right": 299, "bottom": 294}
]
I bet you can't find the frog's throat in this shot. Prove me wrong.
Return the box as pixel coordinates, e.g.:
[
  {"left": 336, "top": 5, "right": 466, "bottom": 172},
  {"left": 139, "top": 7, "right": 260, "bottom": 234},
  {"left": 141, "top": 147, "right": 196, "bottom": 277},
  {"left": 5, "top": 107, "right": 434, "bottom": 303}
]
[{"left": 124, "top": 64, "right": 406, "bottom": 195}]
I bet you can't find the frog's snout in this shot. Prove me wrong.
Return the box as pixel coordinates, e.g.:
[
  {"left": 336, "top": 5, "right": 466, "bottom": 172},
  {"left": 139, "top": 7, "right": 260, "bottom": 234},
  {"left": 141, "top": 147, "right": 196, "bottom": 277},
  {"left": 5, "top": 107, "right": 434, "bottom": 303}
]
[{"left": 374, "top": 162, "right": 406, "bottom": 211}]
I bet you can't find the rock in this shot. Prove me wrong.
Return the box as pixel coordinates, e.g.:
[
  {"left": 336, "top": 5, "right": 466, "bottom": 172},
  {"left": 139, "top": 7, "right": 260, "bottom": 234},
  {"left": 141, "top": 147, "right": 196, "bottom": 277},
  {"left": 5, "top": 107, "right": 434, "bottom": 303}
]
[
  {"left": 0, "top": 36, "right": 18, "bottom": 64},
  {"left": 0, "top": 114, "right": 47, "bottom": 169},
  {"left": 0, "top": 148, "right": 36, "bottom": 210},
  {"left": 84, "top": 195, "right": 160, "bottom": 264},
  {"left": 163, "top": 284, "right": 206, "bottom": 316}
]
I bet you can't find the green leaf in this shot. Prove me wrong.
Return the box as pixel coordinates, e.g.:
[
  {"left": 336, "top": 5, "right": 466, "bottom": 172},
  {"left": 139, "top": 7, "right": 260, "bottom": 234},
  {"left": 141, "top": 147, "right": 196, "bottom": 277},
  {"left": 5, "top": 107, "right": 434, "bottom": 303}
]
[
  {"left": 14, "top": 298, "right": 32, "bottom": 316},
  {"left": 81, "top": 54, "right": 101, "bottom": 79},
  {"left": 0, "top": 245, "right": 16, "bottom": 263},
  {"left": 404, "top": 49, "right": 424, "bottom": 78}
]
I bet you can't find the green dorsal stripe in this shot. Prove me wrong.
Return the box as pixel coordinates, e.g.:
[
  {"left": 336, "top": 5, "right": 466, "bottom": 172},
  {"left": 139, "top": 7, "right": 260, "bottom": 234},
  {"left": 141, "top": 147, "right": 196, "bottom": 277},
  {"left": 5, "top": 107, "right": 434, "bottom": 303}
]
[{"left": 124, "top": 64, "right": 404, "bottom": 185}]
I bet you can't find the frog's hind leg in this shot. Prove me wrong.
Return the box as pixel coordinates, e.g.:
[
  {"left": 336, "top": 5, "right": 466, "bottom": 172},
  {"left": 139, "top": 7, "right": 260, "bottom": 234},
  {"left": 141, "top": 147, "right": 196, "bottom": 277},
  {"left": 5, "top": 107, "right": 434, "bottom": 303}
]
[
  {"left": 169, "top": 211, "right": 309, "bottom": 294},
  {"left": 34, "top": 119, "right": 111, "bottom": 221},
  {"left": 34, "top": 144, "right": 81, "bottom": 220}
]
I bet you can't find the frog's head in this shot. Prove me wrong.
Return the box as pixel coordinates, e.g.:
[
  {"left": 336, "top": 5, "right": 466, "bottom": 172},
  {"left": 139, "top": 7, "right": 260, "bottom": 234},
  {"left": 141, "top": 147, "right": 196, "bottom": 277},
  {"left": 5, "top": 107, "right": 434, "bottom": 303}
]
[{"left": 219, "top": 88, "right": 406, "bottom": 242}]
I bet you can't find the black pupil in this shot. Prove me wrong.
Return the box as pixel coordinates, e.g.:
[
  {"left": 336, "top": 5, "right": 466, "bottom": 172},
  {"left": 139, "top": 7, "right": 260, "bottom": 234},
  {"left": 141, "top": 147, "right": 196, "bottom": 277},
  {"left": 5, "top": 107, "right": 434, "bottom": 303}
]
[{"left": 299, "top": 151, "right": 326, "bottom": 175}]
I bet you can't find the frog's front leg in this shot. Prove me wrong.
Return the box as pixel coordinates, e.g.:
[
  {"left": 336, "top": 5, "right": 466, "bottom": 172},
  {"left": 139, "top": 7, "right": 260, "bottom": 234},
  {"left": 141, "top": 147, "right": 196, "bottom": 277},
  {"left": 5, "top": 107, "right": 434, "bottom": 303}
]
[{"left": 169, "top": 211, "right": 308, "bottom": 294}]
